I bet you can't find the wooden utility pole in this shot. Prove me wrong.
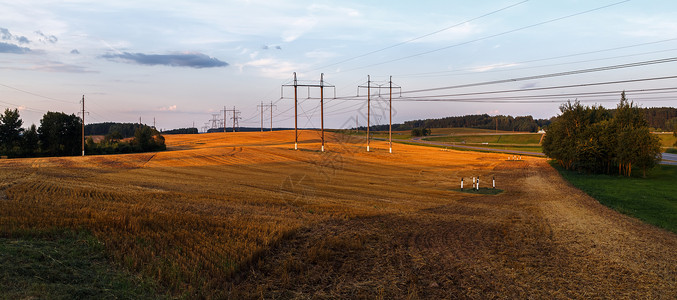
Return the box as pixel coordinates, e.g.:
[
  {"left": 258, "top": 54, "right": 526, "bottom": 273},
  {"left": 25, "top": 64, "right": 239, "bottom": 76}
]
[
  {"left": 367, "top": 75, "right": 370, "bottom": 152},
  {"left": 294, "top": 72, "right": 298, "bottom": 149},
  {"left": 220, "top": 107, "right": 240, "bottom": 132},
  {"left": 233, "top": 106, "right": 236, "bottom": 132},
  {"left": 320, "top": 73, "right": 325, "bottom": 152},
  {"left": 282, "top": 73, "right": 334, "bottom": 151},
  {"left": 270, "top": 101, "right": 275, "bottom": 131},
  {"left": 358, "top": 77, "right": 401, "bottom": 153},
  {"left": 389, "top": 76, "right": 392, "bottom": 154},
  {"left": 81, "top": 95, "right": 85, "bottom": 156},
  {"left": 259, "top": 102, "right": 276, "bottom": 132},
  {"left": 259, "top": 101, "right": 264, "bottom": 132}
]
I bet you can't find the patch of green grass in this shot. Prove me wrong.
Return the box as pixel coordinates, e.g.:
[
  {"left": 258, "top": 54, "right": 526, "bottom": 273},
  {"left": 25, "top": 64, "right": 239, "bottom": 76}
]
[
  {"left": 452, "top": 187, "right": 504, "bottom": 195},
  {"left": 425, "top": 133, "right": 542, "bottom": 145},
  {"left": 391, "top": 140, "right": 544, "bottom": 157},
  {"left": 656, "top": 133, "right": 676, "bottom": 148},
  {"left": 0, "top": 230, "right": 162, "bottom": 299},
  {"left": 666, "top": 148, "right": 677, "bottom": 154},
  {"left": 550, "top": 162, "right": 677, "bottom": 233}
]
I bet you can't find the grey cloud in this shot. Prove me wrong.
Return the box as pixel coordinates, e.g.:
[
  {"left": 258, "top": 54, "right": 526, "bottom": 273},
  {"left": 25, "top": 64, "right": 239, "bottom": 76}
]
[
  {"left": 0, "top": 42, "right": 31, "bottom": 54},
  {"left": 70, "top": 49, "right": 80, "bottom": 54},
  {"left": 0, "top": 28, "right": 11, "bottom": 40},
  {"left": 16, "top": 36, "right": 30, "bottom": 44},
  {"left": 35, "top": 30, "right": 57, "bottom": 44},
  {"left": 1, "top": 28, "right": 31, "bottom": 44},
  {"left": 262, "top": 44, "right": 282, "bottom": 50},
  {"left": 101, "top": 52, "right": 229, "bottom": 68}
]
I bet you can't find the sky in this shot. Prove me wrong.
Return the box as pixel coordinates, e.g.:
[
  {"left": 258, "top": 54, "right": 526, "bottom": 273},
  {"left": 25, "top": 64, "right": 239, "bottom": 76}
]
[{"left": 1, "top": 0, "right": 677, "bottom": 131}]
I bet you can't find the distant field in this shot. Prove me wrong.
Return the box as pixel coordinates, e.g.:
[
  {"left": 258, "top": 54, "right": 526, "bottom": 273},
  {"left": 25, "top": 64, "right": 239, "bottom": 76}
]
[
  {"left": 656, "top": 133, "right": 676, "bottom": 148},
  {"left": 425, "top": 133, "right": 543, "bottom": 145},
  {"left": 429, "top": 127, "right": 515, "bottom": 135}
]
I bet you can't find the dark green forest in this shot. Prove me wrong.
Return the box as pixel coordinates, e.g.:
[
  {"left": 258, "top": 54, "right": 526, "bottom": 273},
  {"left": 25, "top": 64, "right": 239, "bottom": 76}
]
[
  {"left": 0, "top": 110, "right": 165, "bottom": 158},
  {"left": 362, "top": 114, "right": 550, "bottom": 132},
  {"left": 362, "top": 107, "right": 676, "bottom": 133},
  {"left": 162, "top": 127, "right": 198, "bottom": 134}
]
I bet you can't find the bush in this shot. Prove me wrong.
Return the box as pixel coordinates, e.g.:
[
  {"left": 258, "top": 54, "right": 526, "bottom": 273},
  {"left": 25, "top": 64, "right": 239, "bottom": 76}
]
[{"left": 411, "top": 127, "right": 431, "bottom": 137}]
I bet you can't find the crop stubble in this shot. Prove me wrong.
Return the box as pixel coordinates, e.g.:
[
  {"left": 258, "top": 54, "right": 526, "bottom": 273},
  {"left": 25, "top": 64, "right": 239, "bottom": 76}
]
[{"left": 0, "top": 130, "right": 674, "bottom": 298}]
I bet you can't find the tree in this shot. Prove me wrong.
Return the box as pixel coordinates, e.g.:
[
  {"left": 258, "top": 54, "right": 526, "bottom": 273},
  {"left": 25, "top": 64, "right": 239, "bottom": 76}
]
[
  {"left": 104, "top": 130, "right": 123, "bottom": 143},
  {"left": 627, "top": 127, "right": 662, "bottom": 177},
  {"left": 543, "top": 93, "right": 661, "bottom": 177},
  {"left": 132, "top": 125, "right": 166, "bottom": 152},
  {"left": 38, "top": 112, "right": 82, "bottom": 156},
  {"left": 673, "top": 121, "right": 677, "bottom": 147},
  {"left": 0, "top": 108, "right": 24, "bottom": 157},
  {"left": 21, "top": 124, "right": 39, "bottom": 157},
  {"left": 411, "top": 127, "right": 431, "bottom": 137}
]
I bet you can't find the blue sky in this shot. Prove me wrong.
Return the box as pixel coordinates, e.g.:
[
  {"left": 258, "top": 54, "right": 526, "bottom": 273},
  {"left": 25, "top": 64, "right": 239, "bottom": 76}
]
[{"left": 1, "top": 0, "right": 676, "bottom": 130}]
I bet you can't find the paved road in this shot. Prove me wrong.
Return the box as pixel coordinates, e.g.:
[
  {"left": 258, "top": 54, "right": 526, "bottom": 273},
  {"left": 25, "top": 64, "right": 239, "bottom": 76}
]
[
  {"left": 391, "top": 137, "right": 677, "bottom": 165},
  {"left": 662, "top": 152, "right": 677, "bottom": 166}
]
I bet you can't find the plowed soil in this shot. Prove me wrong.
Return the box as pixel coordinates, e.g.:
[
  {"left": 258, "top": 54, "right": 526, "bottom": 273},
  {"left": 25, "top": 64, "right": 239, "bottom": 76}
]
[{"left": 0, "top": 130, "right": 674, "bottom": 298}]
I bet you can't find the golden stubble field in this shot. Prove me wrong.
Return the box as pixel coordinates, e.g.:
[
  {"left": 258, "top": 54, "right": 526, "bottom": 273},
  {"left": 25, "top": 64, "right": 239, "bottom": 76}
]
[{"left": 0, "top": 130, "right": 675, "bottom": 298}]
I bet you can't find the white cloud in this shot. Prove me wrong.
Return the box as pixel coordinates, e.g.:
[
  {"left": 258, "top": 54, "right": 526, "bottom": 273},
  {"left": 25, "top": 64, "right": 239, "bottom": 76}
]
[
  {"left": 159, "top": 105, "right": 177, "bottom": 111},
  {"left": 282, "top": 17, "right": 318, "bottom": 42},
  {"left": 237, "top": 57, "right": 307, "bottom": 79},
  {"left": 622, "top": 16, "right": 677, "bottom": 38},
  {"left": 472, "top": 62, "right": 519, "bottom": 72}
]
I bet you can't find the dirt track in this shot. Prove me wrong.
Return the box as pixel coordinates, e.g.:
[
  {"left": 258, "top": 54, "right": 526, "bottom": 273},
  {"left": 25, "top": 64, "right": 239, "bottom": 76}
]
[{"left": 235, "top": 159, "right": 677, "bottom": 298}]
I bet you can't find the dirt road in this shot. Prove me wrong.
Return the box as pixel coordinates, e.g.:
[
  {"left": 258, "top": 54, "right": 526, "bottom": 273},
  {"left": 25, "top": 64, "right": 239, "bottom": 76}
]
[{"left": 235, "top": 159, "right": 676, "bottom": 298}]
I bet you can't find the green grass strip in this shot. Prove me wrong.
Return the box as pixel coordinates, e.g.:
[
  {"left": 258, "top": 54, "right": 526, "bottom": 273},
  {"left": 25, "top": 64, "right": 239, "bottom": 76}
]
[
  {"left": 550, "top": 161, "right": 677, "bottom": 233},
  {"left": 0, "top": 230, "right": 162, "bottom": 299}
]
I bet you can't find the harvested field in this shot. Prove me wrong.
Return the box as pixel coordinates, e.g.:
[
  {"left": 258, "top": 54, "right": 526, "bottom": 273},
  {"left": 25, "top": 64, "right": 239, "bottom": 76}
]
[{"left": 1, "top": 130, "right": 675, "bottom": 298}]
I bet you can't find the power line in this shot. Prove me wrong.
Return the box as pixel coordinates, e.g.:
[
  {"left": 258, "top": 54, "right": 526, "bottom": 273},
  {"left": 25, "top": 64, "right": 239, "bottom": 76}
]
[
  {"left": 0, "top": 83, "right": 74, "bottom": 104},
  {"left": 306, "top": 0, "right": 529, "bottom": 72},
  {"left": 401, "top": 57, "right": 677, "bottom": 94},
  {"left": 394, "top": 37, "right": 677, "bottom": 78},
  {"left": 397, "top": 47, "right": 677, "bottom": 79},
  {"left": 401, "top": 75, "right": 677, "bottom": 99},
  {"left": 338, "top": 0, "right": 631, "bottom": 73}
]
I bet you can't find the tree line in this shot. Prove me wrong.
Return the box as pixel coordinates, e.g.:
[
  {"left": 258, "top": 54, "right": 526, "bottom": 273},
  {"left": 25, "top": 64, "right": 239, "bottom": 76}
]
[
  {"left": 362, "top": 114, "right": 551, "bottom": 132},
  {"left": 162, "top": 127, "right": 198, "bottom": 134},
  {"left": 542, "top": 93, "right": 662, "bottom": 177},
  {"left": 0, "top": 109, "right": 165, "bottom": 158}
]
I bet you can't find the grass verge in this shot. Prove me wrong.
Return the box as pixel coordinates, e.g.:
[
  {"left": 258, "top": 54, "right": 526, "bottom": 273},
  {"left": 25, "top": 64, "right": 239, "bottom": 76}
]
[
  {"left": 550, "top": 161, "right": 677, "bottom": 233},
  {"left": 0, "top": 229, "right": 162, "bottom": 299}
]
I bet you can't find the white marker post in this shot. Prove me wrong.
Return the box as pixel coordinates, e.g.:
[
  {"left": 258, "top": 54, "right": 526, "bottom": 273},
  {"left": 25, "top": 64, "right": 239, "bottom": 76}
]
[
  {"left": 476, "top": 176, "right": 480, "bottom": 191},
  {"left": 461, "top": 178, "right": 464, "bottom": 191},
  {"left": 472, "top": 177, "right": 476, "bottom": 190},
  {"left": 493, "top": 176, "right": 495, "bottom": 189}
]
